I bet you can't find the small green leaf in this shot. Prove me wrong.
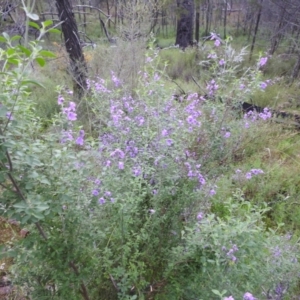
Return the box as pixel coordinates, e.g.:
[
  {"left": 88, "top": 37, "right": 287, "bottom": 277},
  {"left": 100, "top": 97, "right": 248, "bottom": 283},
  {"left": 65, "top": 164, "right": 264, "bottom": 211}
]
[
  {"left": 42, "top": 20, "right": 53, "bottom": 27},
  {"left": 10, "top": 35, "right": 21, "bottom": 41},
  {"left": 28, "top": 21, "right": 40, "bottom": 30},
  {"left": 21, "top": 80, "right": 45, "bottom": 88},
  {"left": 48, "top": 28, "right": 61, "bottom": 34},
  {"left": 27, "top": 13, "right": 39, "bottom": 21},
  {"left": 18, "top": 45, "right": 32, "bottom": 57},
  {"left": 0, "top": 36, "right": 6, "bottom": 42},
  {"left": 2, "top": 32, "right": 10, "bottom": 41},
  {"left": 35, "top": 57, "right": 45, "bottom": 67},
  {"left": 7, "top": 58, "right": 19, "bottom": 65},
  {"left": 39, "top": 50, "right": 56, "bottom": 58}
]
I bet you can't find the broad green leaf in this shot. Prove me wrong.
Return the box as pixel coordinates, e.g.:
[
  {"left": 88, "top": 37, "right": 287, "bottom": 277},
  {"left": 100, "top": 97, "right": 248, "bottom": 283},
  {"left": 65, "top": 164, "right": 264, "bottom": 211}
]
[
  {"left": 7, "top": 48, "right": 16, "bottom": 56},
  {"left": 35, "top": 57, "right": 45, "bottom": 67},
  {"left": 28, "top": 21, "right": 40, "bottom": 30},
  {"left": 39, "top": 178, "right": 51, "bottom": 185},
  {"left": 27, "top": 12, "right": 39, "bottom": 21},
  {"left": 0, "top": 106, "right": 8, "bottom": 117},
  {"left": 0, "top": 36, "right": 6, "bottom": 42},
  {"left": 13, "top": 201, "right": 28, "bottom": 209},
  {"left": 39, "top": 50, "right": 56, "bottom": 58},
  {"left": 42, "top": 20, "right": 53, "bottom": 27}
]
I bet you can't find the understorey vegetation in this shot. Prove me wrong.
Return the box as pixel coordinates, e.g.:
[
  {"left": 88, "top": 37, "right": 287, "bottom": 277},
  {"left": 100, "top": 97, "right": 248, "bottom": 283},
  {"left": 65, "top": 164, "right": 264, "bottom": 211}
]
[{"left": 1, "top": 10, "right": 300, "bottom": 300}]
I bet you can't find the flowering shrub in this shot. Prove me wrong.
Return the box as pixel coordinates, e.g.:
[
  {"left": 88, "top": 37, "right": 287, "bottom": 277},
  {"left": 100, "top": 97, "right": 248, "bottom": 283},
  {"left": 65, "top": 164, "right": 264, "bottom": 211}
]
[{"left": 0, "top": 33, "right": 299, "bottom": 300}]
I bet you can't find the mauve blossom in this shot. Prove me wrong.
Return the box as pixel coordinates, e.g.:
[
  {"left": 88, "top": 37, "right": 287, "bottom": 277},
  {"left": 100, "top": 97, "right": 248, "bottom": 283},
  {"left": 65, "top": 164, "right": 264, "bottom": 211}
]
[
  {"left": 224, "top": 296, "right": 234, "bottom": 300},
  {"left": 214, "top": 39, "right": 221, "bottom": 47},
  {"left": 243, "top": 292, "right": 255, "bottom": 300},
  {"left": 57, "top": 95, "right": 64, "bottom": 105},
  {"left": 219, "top": 59, "right": 225, "bottom": 65},
  {"left": 260, "top": 82, "right": 268, "bottom": 89},
  {"left": 224, "top": 131, "right": 231, "bottom": 138},
  {"left": 259, "top": 57, "right": 268, "bottom": 67}
]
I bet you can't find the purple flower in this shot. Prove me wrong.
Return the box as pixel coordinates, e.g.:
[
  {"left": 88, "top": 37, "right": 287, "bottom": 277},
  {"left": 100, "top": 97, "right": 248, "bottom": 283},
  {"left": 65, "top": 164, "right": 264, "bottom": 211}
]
[
  {"left": 208, "top": 53, "right": 217, "bottom": 59},
  {"left": 94, "top": 179, "right": 101, "bottom": 185},
  {"left": 67, "top": 111, "right": 77, "bottom": 121},
  {"left": 110, "top": 149, "right": 125, "bottom": 159},
  {"left": 132, "top": 166, "right": 142, "bottom": 177},
  {"left": 92, "top": 189, "right": 99, "bottom": 196},
  {"left": 118, "top": 161, "right": 124, "bottom": 170},
  {"left": 6, "top": 112, "right": 13, "bottom": 120},
  {"left": 245, "top": 172, "right": 252, "bottom": 180},
  {"left": 197, "top": 212, "right": 203, "bottom": 221},
  {"left": 224, "top": 131, "right": 231, "bottom": 138},
  {"left": 154, "top": 73, "right": 160, "bottom": 81},
  {"left": 260, "top": 82, "right": 268, "bottom": 89},
  {"left": 69, "top": 101, "right": 76, "bottom": 111},
  {"left": 149, "top": 209, "right": 156, "bottom": 214},
  {"left": 259, "top": 57, "right": 268, "bottom": 67},
  {"left": 111, "top": 71, "right": 121, "bottom": 87},
  {"left": 214, "top": 39, "right": 221, "bottom": 47},
  {"left": 209, "top": 189, "right": 216, "bottom": 196},
  {"left": 67, "top": 90, "right": 73, "bottom": 95},
  {"left": 219, "top": 59, "right": 225, "bottom": 65},
  {"left": 105, "top": 191, "right": 112, "bottom": 197},
  {"left": 57, "top": 95, "right": 64, "bottom": 105},
  {"left": 250, "top": 168, "right": 264, "bottom": 175},
  {"left": 110, "top": 198, "right": 115, "bottom": 203},
  {"left": 98, "top": 197, "right": 106, "bottom": 205},
  {"left": 166, "top": 139, "right": 173, "bottom": 146},
  {"left": 243, "top": 292, "right": 255, "bottom": 300},
  {"left": 161, "top": 129, "right": 168, "bottom": 137},
  {"left": 61, "top": 130, "right": 73, "bottom": 143},
  {"left": 76, "top": 130, "right": 85, "bottom": 146},
  {"left": 105, "top": 160, "right": 111, "bottom": 167},
  {"left": 224, "top": 296, "right": 234, "bottom": 300}
]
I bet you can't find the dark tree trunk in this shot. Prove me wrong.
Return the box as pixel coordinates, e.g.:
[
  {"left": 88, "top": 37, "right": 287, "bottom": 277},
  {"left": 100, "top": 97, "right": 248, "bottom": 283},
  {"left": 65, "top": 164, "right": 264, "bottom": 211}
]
[
  {"left": 55, "top": 0, "right": 88, "bottom": 101},
  {"left": 291, "top": 53, "right": 300, "bottom": 80},
  {"left": 249, "top": 0, "right": 263, "bottom": 62},
  {"left": 175, "top": 0, "right": 194, "bottom": 48}
]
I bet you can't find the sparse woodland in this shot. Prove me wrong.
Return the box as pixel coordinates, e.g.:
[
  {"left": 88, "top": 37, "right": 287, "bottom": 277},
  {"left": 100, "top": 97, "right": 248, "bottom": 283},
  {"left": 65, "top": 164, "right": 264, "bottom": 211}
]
[{"left": 1, "top": 1, "right": 300, "bottom": 300}]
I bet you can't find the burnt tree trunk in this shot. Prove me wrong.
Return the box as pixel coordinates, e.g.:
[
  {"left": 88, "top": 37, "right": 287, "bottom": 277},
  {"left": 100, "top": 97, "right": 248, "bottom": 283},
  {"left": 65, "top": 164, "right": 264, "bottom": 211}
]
[
  {"left": 249, "top": 0, "right": 263, "bottom": 62},
  {"left": 55, "top": 0, "right": 88, "bottom": 101},
  {"left": 175, "top": 0, "right": 194, "bottom": 48}
]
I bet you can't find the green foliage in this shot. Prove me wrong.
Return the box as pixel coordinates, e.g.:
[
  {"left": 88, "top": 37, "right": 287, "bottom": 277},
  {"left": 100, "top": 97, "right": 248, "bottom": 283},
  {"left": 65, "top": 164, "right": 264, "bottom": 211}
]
[{"left": 1, "top": 27, "right": 300, "bottom": 300}]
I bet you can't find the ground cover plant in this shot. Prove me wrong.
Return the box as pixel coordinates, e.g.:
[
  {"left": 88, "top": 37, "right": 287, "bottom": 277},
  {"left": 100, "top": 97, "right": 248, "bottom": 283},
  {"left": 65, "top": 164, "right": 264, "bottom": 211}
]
[{"left": 1, "top": 15, "right": 300, "bottom": 300}]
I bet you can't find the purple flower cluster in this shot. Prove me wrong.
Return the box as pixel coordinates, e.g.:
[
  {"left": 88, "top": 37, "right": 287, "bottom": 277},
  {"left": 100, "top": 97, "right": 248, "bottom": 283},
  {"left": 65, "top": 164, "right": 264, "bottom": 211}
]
[
  {"left": 245, "top": 168, "right": 264, "bottom": 180},
  {"left": 184, "top": 162, "right": 206, "bottom": 187},
  {"left": 87, "top": 77, "right": 111, "bottom": 93},
  {"left": 259, "top": 56, "right": 268, "bottom": 67},
  {"left": 244, "top": 107, "right": 272, "bottom": 123},
  {"left": 63, "top": 101, "right": 77, "bottom": 121},
  {"left": 223, "top": 243, "right": 239, "bottom": 262},
  {"left": 76, "top": 130, "right": 85, "bottom": 146},
  {"left": 184, "top": 93, "right": 202, "bottom": 131},
  {"left": 206, "top": 79, "right": 219, "bottom": 96},
  {"left": 98, "top": 190, "right": 114, "bottom": 205},
  {"left": 61, "top": 129, "right": 73, "bottom": 143},
  {"left": 243, "top": 292, "right": 256, "bottom": 300},
  {"left": 111, "top": 71, "right": 121, "bottom": 87}
]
